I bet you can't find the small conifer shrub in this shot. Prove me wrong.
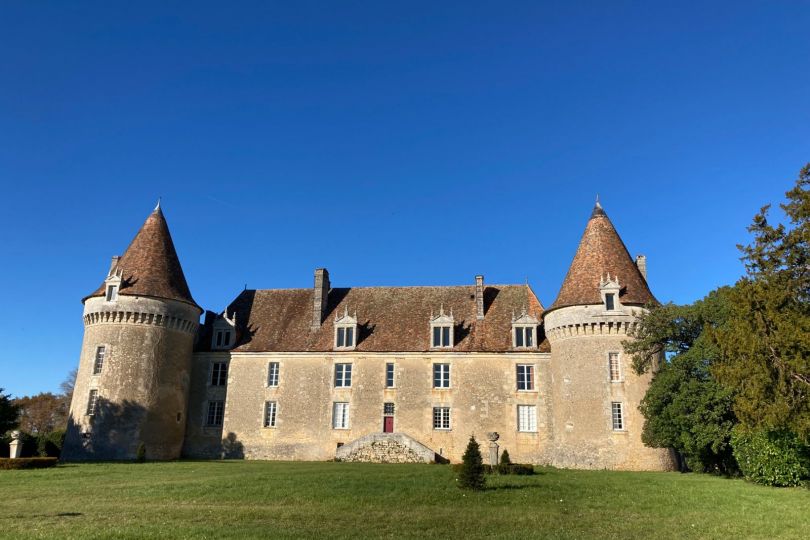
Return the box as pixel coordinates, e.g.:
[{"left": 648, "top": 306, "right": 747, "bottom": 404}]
[
  {"left": 498, "top": 449, "right": 512, "bottom": 474},
  {"left": 136, "top": 442, "right": 146, "bottom": 463},
  {"left": 458, "top": 436, "right": 486, "bottom": 490}
]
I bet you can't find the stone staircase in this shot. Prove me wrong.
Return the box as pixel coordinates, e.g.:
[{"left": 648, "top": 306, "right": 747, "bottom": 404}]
[{"left": 335, "top": 432, "right": 444, "bottom": 463}]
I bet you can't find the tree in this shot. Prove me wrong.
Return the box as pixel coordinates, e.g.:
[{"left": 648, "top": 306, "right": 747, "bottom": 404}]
[
  {"left": 0, "top": 388, "right": 20, "bottom": 434},
  {"left": 458, "top": 436, "right": 486, "bottom": 490},
  {"left": 713, "top": 164, "right": 810, "bottom": 441},
  {"left": 60, "top": 368, "right": 77, "bottom": 404},
  {"left": 14, "top": 393, "right": 69, "bottom": 434},
  {"left": 625, "top": 289, "right": 738, "bottom": 473}
]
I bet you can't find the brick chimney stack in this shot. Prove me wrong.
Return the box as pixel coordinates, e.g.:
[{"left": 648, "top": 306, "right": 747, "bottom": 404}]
[
  {"left": 312, "top": 268, "right": 330, "bottom": 329},
  {"left": 635, "top": 255, "right": 647, "bottom": 281},
  {"left": 475, "top": 275, "right": 485, "bottom": 320}
]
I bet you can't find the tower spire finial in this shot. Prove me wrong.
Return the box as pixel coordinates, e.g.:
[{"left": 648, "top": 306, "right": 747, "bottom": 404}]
[
  {"left": 154, "top": 197, "right": 161, "bottom": 212},
  {"left": 595, "top": 194, "right": 600, "bottom": 208}
]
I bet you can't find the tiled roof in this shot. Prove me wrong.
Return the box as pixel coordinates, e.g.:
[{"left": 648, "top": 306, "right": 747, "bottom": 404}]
[
  {"left": 548, "top": 203, "right": 655, "bottom": 311},
  {"left": 197, "top": 283, "right": 548, "bottom": 353},
  {"left": 85, "top": 206, "right": 200, "bottom": 310}
]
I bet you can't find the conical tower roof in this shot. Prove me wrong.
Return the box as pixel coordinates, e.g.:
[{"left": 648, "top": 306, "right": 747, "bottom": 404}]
[
  {"left": 548, "top": 201, "right": 655, "bottom": 312},
  {"left": 85, "top": 203, "right": 200, "bottom": 310}
]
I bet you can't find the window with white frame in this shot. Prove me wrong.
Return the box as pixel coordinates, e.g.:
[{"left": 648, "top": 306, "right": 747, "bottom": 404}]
[
  {"left": 433, "top": 363, "right": 450, "bottom": 388},
  {"left": 93, "top": 346, "right": 106, "bottom": 375},
  {"left": 514, "top": 326, "right": 535, "bottom": 348},
  {"left": 432, "top": 407, "right": 451, "bottom": 430},
  {"left": 206, "top": 400, "right": 224, "bottom": 426},
  {"left": 210, "top": 362, "right": 228, "bottom": 386},
  {"left": 214, "top": 329, "right": 232, "bottom": 349},
  {"left": 332, "top": 402, "right": 350, "bottom": 429},
  {"left": 608, "top": 352, "right": 621, "bottom": 382},
  {"left": 385, "top": 363, "right": 395, "bottom": 388},
  {"left": 334, "top": 363, "right": 352, "bottom": 388},
  {"left": 516, "top": 364, "right": 535, "bottom": 391},
  {"left": 264, "top": 401, "right": 277, "bottom": 428},
  {"left": 429, "top": 306, "right": 454, "bottom": 348},
  {"left": 336, "top": 326, "right": 355, "bottom": 348},
  {"left": 517, "top": 404, "right": 537, "bottom": 432},
  {"left": 611, "top": 402, "right": 624, "bottom": 430},
  {"left": 105, "top": 284, "right": 118, "bottom": 302},
  {"left": 267, "top": 362, "right": 280, "bottom": 387},
  {"left": 432, "top": 325, "right": 452, "bottom": 347},
  {"left": 600, "top": 274, "right": 621, "bottom": 312},
  {"left": 512, "top": 309, "right": 539, "bottom": 349},
  {"left": 86, "top": 389, "right": 99, "bottom": 416}
]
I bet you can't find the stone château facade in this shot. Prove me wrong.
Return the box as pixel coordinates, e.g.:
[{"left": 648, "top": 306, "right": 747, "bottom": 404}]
[{"left": 63, "top": 201, "right": 676, "bottom": 470}]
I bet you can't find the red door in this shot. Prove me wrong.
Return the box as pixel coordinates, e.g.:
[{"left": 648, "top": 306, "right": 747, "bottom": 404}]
[{"left": 383, "top": 416, "right": 394, "bottom": 433}]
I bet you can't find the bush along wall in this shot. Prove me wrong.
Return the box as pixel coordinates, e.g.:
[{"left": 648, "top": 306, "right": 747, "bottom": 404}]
[
  {"left": 0, "top": 457, "right": 59, "bottom": 470},
  {"left": 730, "top": 427, "right": 810, "bottom": 487}
]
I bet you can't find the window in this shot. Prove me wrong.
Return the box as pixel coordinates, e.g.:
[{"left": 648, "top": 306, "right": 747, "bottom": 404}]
[
  {"left": 105, "top": 284, "right": 118, "bottom": 302},
  {"left": 334, "top": 363, "right": 352, "bottom": 387},
  {"left": 267, "top": 362, "right": 280, "bottom": 387},
  {"left": 517, "top": 405, "right": 537, "bottom": 432},
  {"left": 210, "top": 362, "right": 228, "bottom": 386},
  {"left": 609, "top": 353, "right": 621, "bottom": 382},
  {"left": 612, "top": 402, "right": 624, "bottom": 430},
  {"left": 214, "top": 330, "right": 232, "bottom": 349},
  {"left": 93, "top": 346, "right": 106, "bottom": 375},
  {"left": 332, "top": 402, "right": 350, "bottom": 429},
  {"left": 264, "top": 401, "right": 277, "bottom": 428},
  {"left": 383, "top": 402, "right": 395, "bottom": 415},
  {"left": 605, "top": 293, "right": 615, "bottom": 311},
  {"left": 206, "top": 401, "right": 224, "bottom": 426},
  {"left": 432, "top": 325, "right": 452, "bottom": 348},
  {"left": 385, "top": 363, "right": 395, "bottom": 388},
  {"left": 514, "top": 326, "right": 535, "bottom": 348},
  {"left": 86, "top": 389, "right": 99, "bottom": 416},
  {"left": 433, "top": 363, "right": 451, "bottom": 388},
  {"left": 432, "top": 407, "right": 451, "bottom": 430},
  {"left": 336, "top": 326, "right": 355, "bottom": 348},
  {"left": 517, "top": 364, "right": 535, "bottom": 391}
]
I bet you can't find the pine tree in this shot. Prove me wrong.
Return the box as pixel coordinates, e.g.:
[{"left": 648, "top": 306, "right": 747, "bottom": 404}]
[
  {"left": 498, "top": 448, "right": 512, "bottom": 474},
  {"left": 458, "top": 436, "right": 486, "bottom": 490}
]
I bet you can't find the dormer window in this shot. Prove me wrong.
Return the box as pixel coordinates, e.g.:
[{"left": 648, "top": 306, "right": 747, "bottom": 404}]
[
  {"left": 334, "top": 307, "right": 358, "bottom": 350},
  {"left": 212, "top": 309, "right": 237, "bottom": 350},
  {"left": 429, "top": 306, "right": 454, "bottom": 348},
  {"left": 104, "top": 269, "right": 122, "bottom": 303},
  {"left": 106, "top": 285, "right": 118, "bottom": 302},
  {"left": 512, "top": 309, "right": 539, "bottom": 349},
  {"left": 599, "top": 273, "right": 622, "bottom": 312}
]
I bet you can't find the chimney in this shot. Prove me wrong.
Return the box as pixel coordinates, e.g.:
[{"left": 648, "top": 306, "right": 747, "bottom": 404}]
[
  {"left": 635, "top": 255, "right": 647, "bottom": 281},
  {"left": 108, "top": 255, "right": 120, "bottom": 276},
  {"left": 475, "top": 275, "right": 485, "bottom": 320},
  {"left": 312, "top": 268, "right": 330, "bottom": 329}
]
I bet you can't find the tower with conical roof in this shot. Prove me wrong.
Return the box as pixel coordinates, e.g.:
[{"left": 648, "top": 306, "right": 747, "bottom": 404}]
[
  {"left": 542, "top": 201, "right": 676, "bottom": 470},
  {"left": 63, "top": 204, "right": 202, "bottom": 460}
]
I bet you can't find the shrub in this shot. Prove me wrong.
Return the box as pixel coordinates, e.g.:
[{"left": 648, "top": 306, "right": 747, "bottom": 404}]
[
  {"left": 0, "top": 457, "right": 58, "bottom": 470},
  {"left": 37, "top": 430, "right": 65, "bottom": 458},
  {"left": 136, "top": 442, "right": 146, "bottom": 463},
  {"left": 506, "top": 463, "right": 535, "bottom": 475},
  {"left": 731, "top": 427, "right": 810, "bottom": 487},
  {"left": 498, "top": 449, "right": 512, "bottom": 474},
  {"left": 457, "top": 436, "right": 485, "bottom": 490}
]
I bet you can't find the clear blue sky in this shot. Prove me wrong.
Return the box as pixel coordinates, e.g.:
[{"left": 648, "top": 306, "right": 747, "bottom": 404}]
[{"left": 1, "top": 1, "right": 808, "bottom": 397}]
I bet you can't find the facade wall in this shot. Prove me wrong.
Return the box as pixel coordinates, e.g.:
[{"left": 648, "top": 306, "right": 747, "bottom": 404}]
[
  {"left": 186, "top": 351, "right": 552, "bottom": 464},
  {"left": 63, "top": 296, "right": 199, "bottom": 460}
]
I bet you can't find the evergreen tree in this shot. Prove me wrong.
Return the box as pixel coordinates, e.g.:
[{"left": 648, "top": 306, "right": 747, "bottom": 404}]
[
  {"left": 458, "top": 436, "right": 486, "bottom": 490},
  {"left": 0, "top": 388, "right": 20, "bottom": 435}
]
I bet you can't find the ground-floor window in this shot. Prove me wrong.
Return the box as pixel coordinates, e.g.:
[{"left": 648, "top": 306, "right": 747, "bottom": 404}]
[
  {"left": 333, "top": 402, "right": 350, "bottom": 429},
  {"left": 432, "top": 406, "right": 451, "bottom": 430},
  {"left": 517, "top": 404, "right": 537, "bottom": 432},
  {"left": 611, "top": 402, "right": 624, "bottom": 431},
  {"left": 264, "top": 401, "right": 277, "bottom": 428},
  {"left": 206, "top": 400, "right": 224, "bottom": 426}
]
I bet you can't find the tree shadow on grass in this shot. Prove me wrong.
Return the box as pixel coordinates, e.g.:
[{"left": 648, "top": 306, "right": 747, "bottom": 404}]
[{"left": 485, "top": 483, "right": 542, "bottom": 492}]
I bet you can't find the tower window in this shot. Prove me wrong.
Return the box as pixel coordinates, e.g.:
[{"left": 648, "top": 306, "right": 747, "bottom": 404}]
[
  {"left": 385, "top": 363, "right": 395, "bottom": 388},
  {"left": 93, "top": 346, "right": 106, "bottom": 375},
  {"left": 609, "top": 352, "right": 621, "bottom": 382},
  {"left": 517, "top": 405, "right": 537, "bottom": 432},
  {"left": 86, "top": 389, "right": 99, "bottom": 416},
  {"left": 210, "top": 362, "right": 228, "bottom": 386},
  {"left": 334, "top": 363, "right": 352, "bottom": 388},
  {"left": 267, "top": 362, "right": 280, "bottom": 387},
  {"left": 517, "top": 364, "right": 535, "bottom": 391},
  {"left": 105, "top": 285, "right": 118, "bottom": 302},
  {"left": 264, "top": 401, "right": 277, "bottom": 428},
  {"left": 432, "top": 407, "right": 451, "bottom": 430},
  {"left": 433, "top": 363, "right": 451, "bottom": 388},
  {"left": 612, "top": 402, "right": 624, "bottom": 431},
  {"left": 206, "top": 401, "right": 224, "bottom": 426},
  {"left": 332, "top": 402, "right": 350, "bottom": 429},
  {"left": 605, "top": 293, "right": 615, "bottom": 311}
]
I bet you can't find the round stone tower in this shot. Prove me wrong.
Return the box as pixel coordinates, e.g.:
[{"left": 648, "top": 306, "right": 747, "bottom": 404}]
[
  {"left": 543, "top": 201, "right": 676, "bottom": 471},
  {"left": 62, "top": 203, "right": 202, "bottom": 460}
]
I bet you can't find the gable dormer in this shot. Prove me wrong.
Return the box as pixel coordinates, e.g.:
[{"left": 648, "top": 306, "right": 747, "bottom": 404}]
[
  {"left": 104, "top": 268, "right": 123, "bottom": 302},
  {"left": 599, "top": 273, "right": 622, "bottom": 312},
  {"left": 512, "top": 308, "right": 539, "bottom": 348},
  {"left": 429, "top": 305, "right": 454, "bottom": 349},
  {"left": 334, "top": 307, "right": 358, "bottom": 350},
  {"left": 212, "top": 309, "right": 237, "bottom": 350}
]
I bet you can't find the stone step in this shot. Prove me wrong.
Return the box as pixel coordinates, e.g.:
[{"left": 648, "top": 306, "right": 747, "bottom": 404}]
[{"left": 335, "top": 432, "right": 444, "bottom": 463}]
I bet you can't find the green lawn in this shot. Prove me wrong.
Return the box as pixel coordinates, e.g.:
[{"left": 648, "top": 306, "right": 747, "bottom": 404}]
[{"left": 1, "top": 461, "right": 808, "bottom": 539}]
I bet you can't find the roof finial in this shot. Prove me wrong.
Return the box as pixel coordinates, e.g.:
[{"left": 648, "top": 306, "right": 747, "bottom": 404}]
[
  {"left": 590, "top": 195, "right": 605, "bottom": 218},
  {"left": 154, "top": 197, "right": 161, "bottom": 212},
  {"left": 595, "top": 194, "right": 601, "bottom": 208}
]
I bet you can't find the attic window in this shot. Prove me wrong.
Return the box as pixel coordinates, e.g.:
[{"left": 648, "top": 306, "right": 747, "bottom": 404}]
[
  {"left": 429, "top": 306, "right": 454, "bottom": 349},
  {"left": 214, "top": 330, "right": 231, "bottom": 349},
  {"left": 512, "top": 309, "right": 539, "bottom": 349},
  {"left": 105, "top": 285, "right": 118, "bottom": 302},
  {"left": 599, "top": 273, "right": 622, "bottom": 312},
  {"left": 605, "top": 293, "right": 615, "bottom": 311},
  {"left": 212, "top": 309, "right": 237, "bottom": 350},
  {"left": 334, "top": 307, "right": 358, "bottom": 351}
]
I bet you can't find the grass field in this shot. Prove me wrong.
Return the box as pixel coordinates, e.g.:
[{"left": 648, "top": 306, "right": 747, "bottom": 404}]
[{"left": 2, "top": 461, "right": 809, "bottom": 539}]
